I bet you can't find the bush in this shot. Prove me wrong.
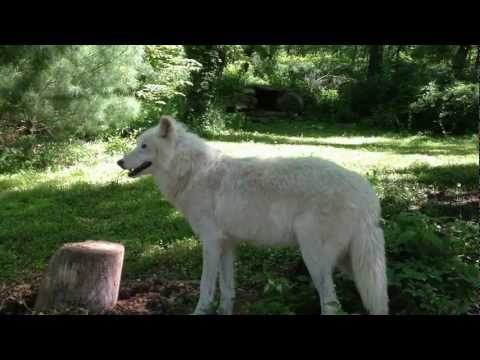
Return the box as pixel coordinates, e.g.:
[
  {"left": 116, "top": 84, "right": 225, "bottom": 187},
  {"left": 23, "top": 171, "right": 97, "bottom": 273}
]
[
  {"left": 196, "top": 106, "right": 247, "bottom": 136},
  {"left": 339, "top": 77, "right": 385, "bottom": 118},
  {"left": 338, "top": 60, "right": 426, "bottom": 127},
  {"left": 268, "top": 53, "right": 354, "bottom": 118},
  {"left": 215, "top": 63, "right": 262, "bottom": 97},
  {"left": 0, "top": 135, "right": 89, "bottom": 174},
  {"left": 384, "top": 212, "right": 479, "bottom": 314},
  {"left": 408, "top": 81, "right": 479, "bottom": 134},
  {"left": 367, "top": 106, "right": 399, "bottom": 128}
]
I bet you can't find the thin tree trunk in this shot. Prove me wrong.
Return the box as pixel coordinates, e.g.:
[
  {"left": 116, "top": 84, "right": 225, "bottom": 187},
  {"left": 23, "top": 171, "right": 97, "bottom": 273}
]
[
  {"left": 452, "top": 45, "right": 471, "bottom": 79},
  {"left": 351, "top": 45, "right": 358, "bottom": 66},
  {"left": 395, "top": 45, "right": 404, "bottom": 62},
  {"left": 367, "top": 45, "right": 384, "bottom": 80},
  {"left": 475, "top": 45, "right": 480, "bottom": 74}
]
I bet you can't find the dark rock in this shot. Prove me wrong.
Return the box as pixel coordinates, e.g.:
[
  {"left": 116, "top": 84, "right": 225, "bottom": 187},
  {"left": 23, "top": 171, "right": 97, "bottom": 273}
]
[{"left": 277, "top": 91, "right": 304, "bottom": 115}]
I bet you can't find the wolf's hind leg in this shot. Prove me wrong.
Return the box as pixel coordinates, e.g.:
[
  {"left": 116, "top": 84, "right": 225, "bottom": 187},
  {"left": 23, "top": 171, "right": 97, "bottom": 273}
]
[{"left": 295, "top": 213, "right": 348, "bottom": 315}]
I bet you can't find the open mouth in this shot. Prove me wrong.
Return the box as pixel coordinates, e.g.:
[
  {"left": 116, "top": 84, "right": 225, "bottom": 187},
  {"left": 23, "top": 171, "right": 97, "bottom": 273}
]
[{"left": 128, "top": 161, "right": 152, "bottom": 177}]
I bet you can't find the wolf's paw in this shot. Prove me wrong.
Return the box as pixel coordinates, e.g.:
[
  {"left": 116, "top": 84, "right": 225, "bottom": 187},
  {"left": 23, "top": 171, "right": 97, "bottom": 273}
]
[
  {"left": 323, "top": 301, "right": 344, "bottom": 315},
  {"left": 191, "top": 304, "right": 216, "bottom": 315},
  {"left": 216, "top": 307, "right": 233, "bottom": 315}
]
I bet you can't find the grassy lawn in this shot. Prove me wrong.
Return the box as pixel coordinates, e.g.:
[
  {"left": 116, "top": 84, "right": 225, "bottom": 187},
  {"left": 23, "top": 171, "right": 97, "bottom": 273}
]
[{"left": 1, "top": 120, "right": 478, "bottom": 314}]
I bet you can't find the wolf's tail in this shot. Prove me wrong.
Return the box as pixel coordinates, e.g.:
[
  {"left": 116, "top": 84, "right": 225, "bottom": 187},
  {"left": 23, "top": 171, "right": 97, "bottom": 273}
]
[{"left": 350, "top": 217, "right": 389, "bottom": 315}]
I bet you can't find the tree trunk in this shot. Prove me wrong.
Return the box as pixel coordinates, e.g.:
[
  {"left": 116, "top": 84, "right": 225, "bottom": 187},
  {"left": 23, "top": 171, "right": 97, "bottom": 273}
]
[
  {"left": 477, "top": 46, "right": 480, "bottom": 151},
  {"left": 351, "top": 45, "right": 358, "bottom": 66},
  {"left": 367, "top": 45, "right": 384, "bottom": 80},
  {"left": 475, "top": 45, "right": 480, "bottom": 75},
  {"left": 452, "top": 45, "right": 471, "bottom": 79},
  {"left": 35, "top": 241, "right": 125, "bottom": 314},
  {"left": 395, "top": 45, "right": 405, "bottom": 62}
]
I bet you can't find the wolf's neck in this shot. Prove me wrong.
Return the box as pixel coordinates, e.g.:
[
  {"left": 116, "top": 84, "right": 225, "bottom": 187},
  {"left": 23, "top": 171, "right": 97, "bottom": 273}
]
[{"left": 154, "top": 133, "right": 221, "bottom": 206}]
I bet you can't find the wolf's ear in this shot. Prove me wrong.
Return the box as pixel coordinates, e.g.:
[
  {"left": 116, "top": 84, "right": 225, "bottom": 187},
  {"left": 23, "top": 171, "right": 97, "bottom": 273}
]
[{"left": 159, "top": 116, "right": 175, "bottom": 138}]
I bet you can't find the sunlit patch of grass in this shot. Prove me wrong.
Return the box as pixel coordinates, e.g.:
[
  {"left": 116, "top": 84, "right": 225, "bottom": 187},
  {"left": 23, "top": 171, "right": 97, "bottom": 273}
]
[
  {"left": 0, "top": 142, "right": 135, "bottom": 193},
  {"left": 210, "top": 141, "right": 476, "bottom": 176}
]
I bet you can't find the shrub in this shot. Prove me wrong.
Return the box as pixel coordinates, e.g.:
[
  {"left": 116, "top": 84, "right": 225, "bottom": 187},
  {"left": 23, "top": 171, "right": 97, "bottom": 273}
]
[
  {"left": 384, "top": 212, "right": 479, "bottom": 314},
  {"left": 0, "top": 135, "right": 89, "bottom": 174},
  {"left": 408, "top": 81, "right": 479, "bottom": 134},
  {"left": 338, "top": 60, "right": 425, "bottom": 127}
]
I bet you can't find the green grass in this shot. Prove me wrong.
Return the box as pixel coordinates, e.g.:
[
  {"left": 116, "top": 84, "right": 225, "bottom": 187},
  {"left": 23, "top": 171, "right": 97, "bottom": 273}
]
[{"left": 1, "top": 119, "right": 478, "bottom": 314}]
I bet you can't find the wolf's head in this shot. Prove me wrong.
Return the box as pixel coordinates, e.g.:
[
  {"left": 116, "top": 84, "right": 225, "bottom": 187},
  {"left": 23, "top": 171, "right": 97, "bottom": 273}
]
[{"left": 117, "top": 116, "right": 177, "bottom": 178}]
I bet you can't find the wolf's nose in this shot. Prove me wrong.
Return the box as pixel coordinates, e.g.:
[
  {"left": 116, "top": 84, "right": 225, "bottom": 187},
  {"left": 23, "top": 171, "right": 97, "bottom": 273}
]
[{"left": 117, "top": 159, "right": 125, "bottom": 169}]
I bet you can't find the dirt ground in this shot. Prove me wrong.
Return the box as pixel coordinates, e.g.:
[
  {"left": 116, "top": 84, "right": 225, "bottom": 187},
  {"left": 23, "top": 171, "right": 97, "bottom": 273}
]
[
  {"left": 0, "top": 274, "right": 201, "bottom": 315},
  {"left": 0, "top": 273, "right": 262, "bottom": 315},
  {"left": 1, "top": 270, "right": 478, "bottom": 315},
  {"left": 419, "top": 190, "right": 479, "bottom": 221}
]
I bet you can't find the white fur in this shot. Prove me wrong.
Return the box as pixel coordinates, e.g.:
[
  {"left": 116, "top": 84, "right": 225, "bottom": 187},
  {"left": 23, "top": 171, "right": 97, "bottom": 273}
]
[{"left": 119, "top": 116, "right": 389, "bottom": 315}]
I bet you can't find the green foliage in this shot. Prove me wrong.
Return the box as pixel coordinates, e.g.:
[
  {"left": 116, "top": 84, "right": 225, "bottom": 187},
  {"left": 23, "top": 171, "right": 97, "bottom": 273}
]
[
  {"left": 103, "top": 135, "right": 134, "bottom": 156},
  {"left": 197, "top": 106, "right": 248, "bottom": 136},
  {"left": 242, "top": 45, "right": 281, "bottom": 80},
  {"left": 385, "top": 212, "right": 479, "bottom": 314},
  {"left": 216, "top": 63, "right": 265, "bottom": 97},
  {"left": 0, "top": 45, "right": 145, "bottom": 139},
  {"left": 408, "top": 81, "right": 479, "bottom": 134},
  {"left": 182, "top": 46, "right": 227, "bottom": 127},
  {"left": 137, "top": 45, "right": 201, "bottom": 119},
  {"left": 216, "top": 45, "right": 477, "bottom": 135},
  {"left": 0, "top": 136, "right": 90, "bottom": 174},
  {"left": 339, "top": 60, "right": 424, "bottom": 125},
  {"left": 1, "top": 45, "right": 477, "bottom": 144}
]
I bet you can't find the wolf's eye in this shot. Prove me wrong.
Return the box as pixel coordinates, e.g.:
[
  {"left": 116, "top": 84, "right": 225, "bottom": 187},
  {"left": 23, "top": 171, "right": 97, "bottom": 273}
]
[{"left": 141, "top": 144, "right": 147, "bottom": 149}]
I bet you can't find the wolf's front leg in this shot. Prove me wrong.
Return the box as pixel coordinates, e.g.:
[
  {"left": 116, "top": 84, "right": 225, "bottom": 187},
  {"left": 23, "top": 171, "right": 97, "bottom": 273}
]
[
  {"left": 217, "top": 244, "right": 235, "bottom": 315},
  {"left": 192, "top": 240, "right": 221, "bottom": 315}
]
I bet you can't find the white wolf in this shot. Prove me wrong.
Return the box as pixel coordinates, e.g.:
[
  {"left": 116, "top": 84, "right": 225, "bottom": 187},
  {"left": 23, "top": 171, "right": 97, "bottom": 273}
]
[{"left": 117, "top": 116, "right": 389, "bottom": 315}]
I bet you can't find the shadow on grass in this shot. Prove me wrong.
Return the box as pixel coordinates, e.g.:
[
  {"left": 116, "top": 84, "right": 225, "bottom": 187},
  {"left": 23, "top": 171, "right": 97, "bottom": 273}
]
[
  {"left": 0, "top": 178, "right": 18, "bottom": 191},
  {"left": 0, "top": 177, "right": 198, "bottom": 282},
  {"left": 204, "top": 120, "right": 476, "bottom": 156},
  {"left": 398, "top": 163, "right": 479, "bottom": 189}
]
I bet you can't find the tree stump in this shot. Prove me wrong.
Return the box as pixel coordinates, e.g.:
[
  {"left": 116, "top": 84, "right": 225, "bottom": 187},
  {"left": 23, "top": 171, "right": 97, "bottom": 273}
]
[{"left": 35, "top": 241, "right": 125, "bottom": 314}]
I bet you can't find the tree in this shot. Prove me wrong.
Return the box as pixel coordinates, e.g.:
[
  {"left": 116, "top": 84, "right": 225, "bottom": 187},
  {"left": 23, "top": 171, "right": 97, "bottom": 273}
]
[
  {"left": 137, "top": 45, "right": 201, "bottom": 118},
  {"left": 182, "top": 45, "right": 227, "bottom": 127},
  {"left": 0, "top": 45, "right": 145, "bottom": 138},
  {"left": 452, "top": 45, "right": 472, "bottom": 79},
  {"left": 367, "top": 45, "right": 384, "bottom": 80}
]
